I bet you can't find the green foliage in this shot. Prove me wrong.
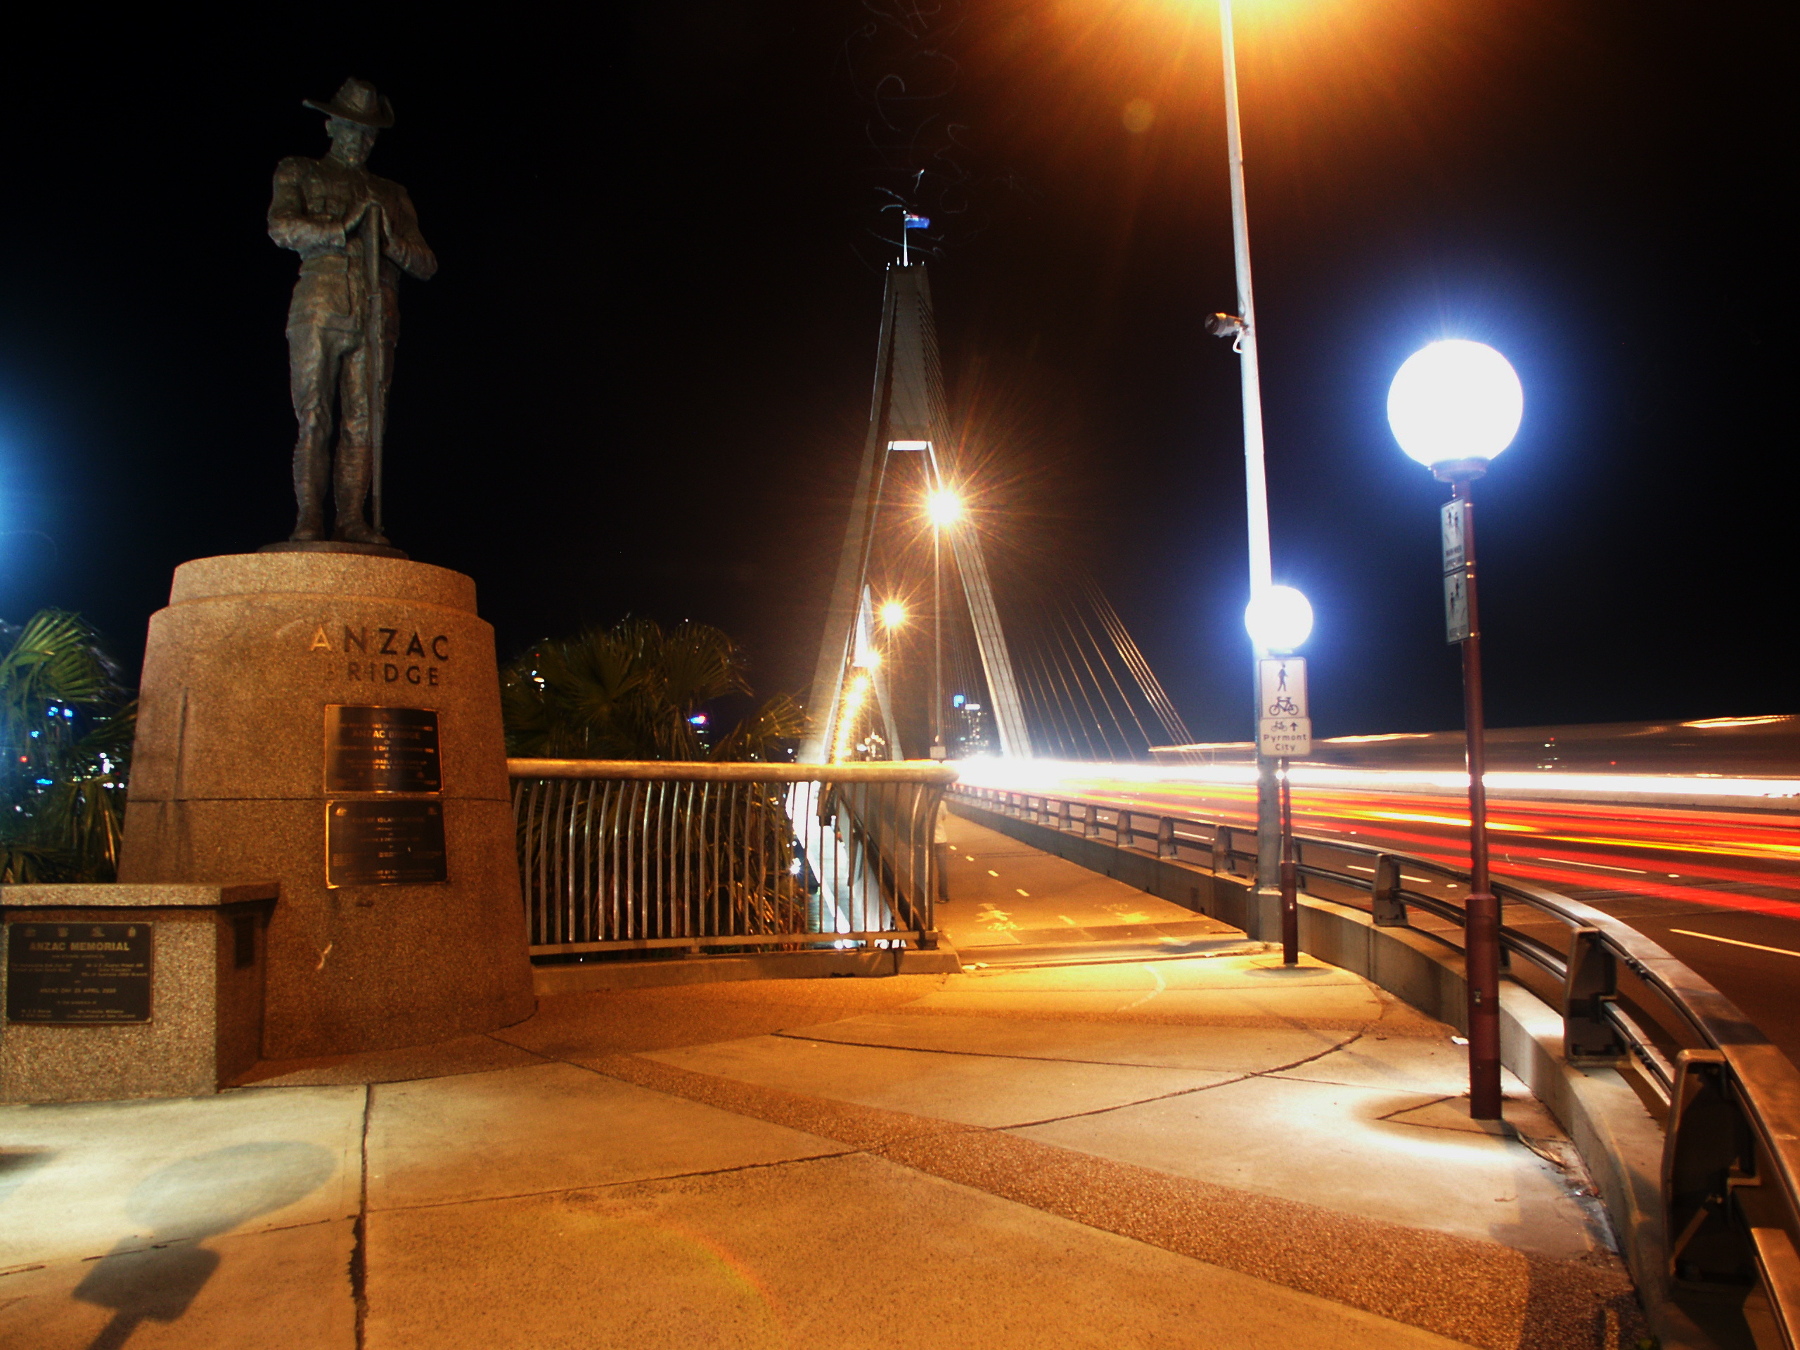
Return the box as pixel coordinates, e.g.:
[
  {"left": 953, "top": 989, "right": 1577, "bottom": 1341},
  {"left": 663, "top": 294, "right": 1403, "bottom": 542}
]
[
  {"left": 0, "top": 610, "right": 135, "bottom": 883},
  {"left": 501, "top": 617, "right": 805, "bottom": 762}
]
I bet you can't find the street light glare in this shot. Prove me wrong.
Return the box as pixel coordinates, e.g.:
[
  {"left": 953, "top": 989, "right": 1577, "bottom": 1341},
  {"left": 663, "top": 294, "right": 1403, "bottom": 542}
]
[
  {"left": 880, "top": 600, "right": 907, "bottom": 628},
  {"left": 1387, "top": 340, "right": 1523, "bottom": 469},
  {"left": 1244, "top": 585, "right": 1314, "bottom": 653},
  {"left": 927, "top": 489, "right": 963, "bottom": 527}
]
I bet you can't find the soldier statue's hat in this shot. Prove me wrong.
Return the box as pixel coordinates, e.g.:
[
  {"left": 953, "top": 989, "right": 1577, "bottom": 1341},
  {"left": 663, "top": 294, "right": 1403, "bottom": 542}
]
[{"left": 303, "top": 78, "right": 394, "bottom": 130}]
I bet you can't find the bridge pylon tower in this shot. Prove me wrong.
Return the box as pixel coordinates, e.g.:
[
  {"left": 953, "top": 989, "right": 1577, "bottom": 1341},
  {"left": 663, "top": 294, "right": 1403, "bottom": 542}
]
[{"left": 801, "top": 262, "right": 1032, "bottom": 764}]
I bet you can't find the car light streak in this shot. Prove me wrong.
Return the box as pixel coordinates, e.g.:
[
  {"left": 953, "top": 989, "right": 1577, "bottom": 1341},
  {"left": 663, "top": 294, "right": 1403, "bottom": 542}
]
[{"left": 962, "top": 760, "right": 1800, "bottom": 923}]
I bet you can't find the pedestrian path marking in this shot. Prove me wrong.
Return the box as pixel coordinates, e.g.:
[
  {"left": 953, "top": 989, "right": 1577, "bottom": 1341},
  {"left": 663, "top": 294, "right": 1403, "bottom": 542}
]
[
  {"left": 1669, "top": 928, "right": 1800, "bottom": 959},
  {"left": 1016, "top": 888, "right": 1030, "bottom": 897},
  {"left": 1123, "top": 964, "right": 1167, "bottom": 1010},
  {"left": 987, "top": 869, "right": 1000, "bottom": 877}
]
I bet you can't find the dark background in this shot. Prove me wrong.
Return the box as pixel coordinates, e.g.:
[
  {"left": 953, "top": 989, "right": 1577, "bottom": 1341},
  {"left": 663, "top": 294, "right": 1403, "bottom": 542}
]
[{"left": 0, "top": 2, "right": 1788, "bottom": 742}]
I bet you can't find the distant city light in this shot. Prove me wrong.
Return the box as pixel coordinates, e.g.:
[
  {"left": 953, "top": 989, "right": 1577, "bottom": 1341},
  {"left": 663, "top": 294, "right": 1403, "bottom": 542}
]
[
  {"left": 688, "top": 713, "right": 708, "bottom": 726},
  {"left": 1387, "top": 340, "right": 1523, "bottom": 469},
  {"left": 1244, "top": 585, "right": 1314, "bottom": 653},
  {"left": 952, "top": 693, "right": 965, "bottom": 708},
  {"left": 880, "top": 600, "right": 907, "bottom": 628},
  {"left": 927, "top": 489, "right": 963, "bottom": 527}
]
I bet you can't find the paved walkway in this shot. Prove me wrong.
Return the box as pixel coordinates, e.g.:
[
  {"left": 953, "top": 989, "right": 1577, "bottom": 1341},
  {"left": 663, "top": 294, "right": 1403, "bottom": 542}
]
[{"left": 0, "top": 814, "right": 1647, "bottom": 1349}]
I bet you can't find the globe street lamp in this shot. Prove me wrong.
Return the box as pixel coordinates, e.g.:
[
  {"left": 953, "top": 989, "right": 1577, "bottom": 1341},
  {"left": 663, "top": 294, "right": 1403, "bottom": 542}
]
[
  {"left": 1388, "top": 338, "right": 1523, "bottom": 1121},
  {"left": 1245, "top": 584, "right": 1312, "bottom": 964},
  {"left": 1243, "top": 584, "right": 1313, "bottom": 656},
  {"left": 926, "top": 489, "right": 964, "bottom": 759}
]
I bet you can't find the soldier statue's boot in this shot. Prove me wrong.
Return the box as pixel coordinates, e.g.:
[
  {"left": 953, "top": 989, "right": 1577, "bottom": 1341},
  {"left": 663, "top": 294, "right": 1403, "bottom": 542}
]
[
  {"left": 332, "top": 444, "right": 391, "bottom": 547},
  {"left": 290, "top": 442, "right": 329, "bottom": 541}
]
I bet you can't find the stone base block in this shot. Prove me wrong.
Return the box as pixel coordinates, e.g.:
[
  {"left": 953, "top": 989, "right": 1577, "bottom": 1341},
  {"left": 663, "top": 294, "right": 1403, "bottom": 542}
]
[{"left": 1, "top": 883, "right": 276, "bottom": 1102}]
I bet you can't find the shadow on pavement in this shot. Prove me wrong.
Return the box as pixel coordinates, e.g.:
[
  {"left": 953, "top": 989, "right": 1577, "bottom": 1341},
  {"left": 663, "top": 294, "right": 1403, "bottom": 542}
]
[
  {"left": 0, "top": 1149, "right": 54, "bottom": 1204},
  {"left": 73, "top": 1141, "right": 336, "bottom": 1349}
]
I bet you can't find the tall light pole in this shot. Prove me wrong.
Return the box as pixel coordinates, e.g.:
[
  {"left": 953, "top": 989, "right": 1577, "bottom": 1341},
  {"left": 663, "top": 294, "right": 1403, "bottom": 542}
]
[
  {"left": 1387, "top": 338, "right": 1524, "bottom": 1122},
  {"left": 1209, "top": 0, "right": 1282, "bottom": 928},
  {"left": 927, "top": 488, "right": 963, "bottom": 760}
]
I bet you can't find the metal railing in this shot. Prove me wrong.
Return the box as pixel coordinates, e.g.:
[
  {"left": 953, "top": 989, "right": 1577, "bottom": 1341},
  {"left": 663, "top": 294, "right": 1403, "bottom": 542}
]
[
  {"left": 954, "top": 783, "right": 1800, "bottom": 1343},
  {"left": 510, "top": 760, "right": 954, "bottom": 958}
]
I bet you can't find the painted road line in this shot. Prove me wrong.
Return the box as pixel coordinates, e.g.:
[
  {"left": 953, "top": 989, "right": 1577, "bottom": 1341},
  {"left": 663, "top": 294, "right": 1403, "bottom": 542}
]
[
  {"left": 1549, "top": 857, "right": 1651, "bottom": 875},
  {"left": 1016, "top": 888, "right": 1030, "bottom": 897},
  {"left": 1669, "top": 929, "right": 1800, "bottom": 959},
  {"left": 987, "top": 869, "right": 1000, "bottom": 877}
]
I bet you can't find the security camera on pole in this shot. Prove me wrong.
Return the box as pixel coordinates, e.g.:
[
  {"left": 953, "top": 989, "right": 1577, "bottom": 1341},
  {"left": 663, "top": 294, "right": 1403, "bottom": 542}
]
[
  {"left": 1245, "top": 586, "right": 1313, "bottom": 965},
  {"left": 1387, "top": 338, "right": 1524, "bottom": 1122}
]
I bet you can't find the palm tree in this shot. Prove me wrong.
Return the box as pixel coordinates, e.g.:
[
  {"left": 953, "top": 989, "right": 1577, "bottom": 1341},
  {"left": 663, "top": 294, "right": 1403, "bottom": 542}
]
[
  {"left": 500, "top": 618, "right": 805, "bottom": 761},
  {"left": 503, "top": 618, "right": 813, "bottom": 944},
  {"left": 0, "top": 610, "right": 135, "bottom": 882}
]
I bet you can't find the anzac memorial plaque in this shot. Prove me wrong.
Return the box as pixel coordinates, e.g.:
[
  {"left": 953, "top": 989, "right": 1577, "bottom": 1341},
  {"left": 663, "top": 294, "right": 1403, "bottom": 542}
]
[
  {"left": 325, "top": 705, "right": 441, "bottom": 793},
  {"left": 6, "top": 923, "right": 153, "bottom": 1024},
  {"left": 326, "top": 800, "right": 448, "bottom": 887}
]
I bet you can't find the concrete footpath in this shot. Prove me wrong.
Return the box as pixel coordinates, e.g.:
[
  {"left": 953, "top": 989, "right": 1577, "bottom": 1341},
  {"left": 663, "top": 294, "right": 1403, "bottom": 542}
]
[{"left": 0, "top": 814, "right": 1648, "bottom": 1350}]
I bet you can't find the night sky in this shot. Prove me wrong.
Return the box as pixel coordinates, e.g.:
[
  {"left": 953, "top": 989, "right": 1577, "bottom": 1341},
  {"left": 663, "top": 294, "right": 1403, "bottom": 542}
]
[{"left": 0, "top": 2, "right": 1789, "bottom": 744}]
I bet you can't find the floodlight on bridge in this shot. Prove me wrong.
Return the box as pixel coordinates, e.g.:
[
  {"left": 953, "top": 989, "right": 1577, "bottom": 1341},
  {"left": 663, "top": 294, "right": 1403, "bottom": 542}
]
[
  {"left": 1243, "top": 585, "right": 1313, "bottom": 654},
  {"left": 888, "top": 439, "right": 931, "bottom": 452},
  {"left": 1387, "top": 340, "right": 1522, "bottom": 476},
  {"left": 927, "top": 490, "right": 963, "bottom": 528}
]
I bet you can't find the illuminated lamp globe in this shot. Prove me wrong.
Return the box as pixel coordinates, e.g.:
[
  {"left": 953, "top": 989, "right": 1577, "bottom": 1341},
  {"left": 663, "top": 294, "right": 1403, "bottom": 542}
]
[
  {"left": 1386, "top": 340, "right": 1523, "bottom": 476},
  {"left": 1244, "top": 585, "right": 1313, "bottom": 654}
]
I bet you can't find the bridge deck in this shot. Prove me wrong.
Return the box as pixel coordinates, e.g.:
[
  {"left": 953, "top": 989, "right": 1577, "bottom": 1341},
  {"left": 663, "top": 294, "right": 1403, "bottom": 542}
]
[{"left": 1, "top": 815, "right": 1646, "bottom": 1348}]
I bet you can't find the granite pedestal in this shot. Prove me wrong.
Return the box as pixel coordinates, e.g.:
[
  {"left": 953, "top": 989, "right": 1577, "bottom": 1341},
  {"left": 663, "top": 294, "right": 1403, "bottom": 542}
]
[
  {"left": 1, "top": 883, "right": 276, "bottom": 1101},
  {"left": 117, "top": 553, "right": 535, "bottom": 1058}
]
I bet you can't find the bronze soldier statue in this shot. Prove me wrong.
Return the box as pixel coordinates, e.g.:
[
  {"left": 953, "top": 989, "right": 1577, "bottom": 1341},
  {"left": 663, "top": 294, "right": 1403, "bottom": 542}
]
[{"left": 269, "top": 78, "right": 436, "bottom": 548}]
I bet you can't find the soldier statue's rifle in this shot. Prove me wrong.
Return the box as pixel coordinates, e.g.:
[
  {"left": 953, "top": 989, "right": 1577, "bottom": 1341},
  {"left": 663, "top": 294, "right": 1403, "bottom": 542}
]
[{"left": 364, "top": 201, "right": 386, "bottom": 536}]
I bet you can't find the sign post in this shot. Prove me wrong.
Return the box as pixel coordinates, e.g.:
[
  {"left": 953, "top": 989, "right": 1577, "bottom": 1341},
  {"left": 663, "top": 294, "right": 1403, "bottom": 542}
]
[
  {"left": 1256, "top": 657, "right": 1309, "bottom": 963},
  {"left": 1442, "top": 501, "right": 1472, "bottom": 642}
]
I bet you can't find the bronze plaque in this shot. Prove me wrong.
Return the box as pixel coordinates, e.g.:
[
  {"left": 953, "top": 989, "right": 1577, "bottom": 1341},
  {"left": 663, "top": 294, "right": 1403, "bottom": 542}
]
[
  {"left": 325, "top": 705, "right": 441, "bottom": 794},
  {"left": 326, "top": 800, "right": 448, "bottom": 887},
  {"left": 6, "top": 922, "right": 153, "bottom": 1024}
]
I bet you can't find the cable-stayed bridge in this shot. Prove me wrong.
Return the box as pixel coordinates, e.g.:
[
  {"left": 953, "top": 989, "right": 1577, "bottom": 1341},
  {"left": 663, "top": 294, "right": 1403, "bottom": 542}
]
[{"left": 800, "top": 261, "right": 1191, "bottom": 768}]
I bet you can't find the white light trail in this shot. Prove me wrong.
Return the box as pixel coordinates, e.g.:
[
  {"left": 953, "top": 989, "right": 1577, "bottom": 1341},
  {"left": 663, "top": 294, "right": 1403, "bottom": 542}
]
[{"left": 953, "top": 758, "right": 1800, "bottom": 803}]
